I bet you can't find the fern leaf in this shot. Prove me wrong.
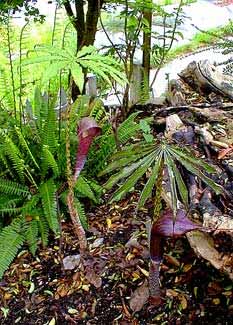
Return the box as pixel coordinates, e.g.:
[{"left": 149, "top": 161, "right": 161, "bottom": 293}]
[
  {"left": 37, "top": 215, "right": 49, "bottom": 247},
  {"left": 75, "top": 175, "right": 97, "bottom": 203},
  {"left": 0, "top": 218, "right": 25, "bottom": 278},
  {"left": 39, "top": 179, "right": 59, "bottom": 234},
  {"left": 42, "top": 145, "right": 59, "bottom": 177},
  {"left": 25, "top": 219, "right": 39, "bottom": 256},
  {"left": 0, "top": 178, "right": 29, "bottom": 197},
  {"left": 74, "top": 198, "right": 88, "bottom": 230}
]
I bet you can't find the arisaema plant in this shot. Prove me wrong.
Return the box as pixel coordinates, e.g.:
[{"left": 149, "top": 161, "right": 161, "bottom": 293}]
[{"left": 99, "top": 138, "right": 223, "bottom": 304}]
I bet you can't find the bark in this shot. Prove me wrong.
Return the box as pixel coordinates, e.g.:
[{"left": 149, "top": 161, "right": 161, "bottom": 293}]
[
  {"left": 63, "top": 0, "right": 105, "bottom": 100},
  {"left": 142, "top": 1, "right": 152, "bottom": 92}
]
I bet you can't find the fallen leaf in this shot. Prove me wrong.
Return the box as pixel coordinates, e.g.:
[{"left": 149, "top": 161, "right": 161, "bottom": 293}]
[
  {"left": 63, "top": 254, "right": 80, "bottom": 270},
  {"left": 129, "top": 281, "right": 149, "bottom": 312},
  {"left": 85, "top": 268, "right": 102, "bottom": 288},
  {"left": 49, "top": 318, "right": 56, "bottom": 325}
]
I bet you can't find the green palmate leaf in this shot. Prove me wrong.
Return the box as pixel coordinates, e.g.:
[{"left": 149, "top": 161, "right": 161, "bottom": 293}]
[
  {"left": 165, "top": 152, "right": 178, "bottom": 218},
  {"left": 109, "top": 143, "right": 155, "bottom": 160},
  {"left": 99, "top": 147, "right": 155, "bottom": 176},
  {"left": 167, "top": 153, "right": 189, "bottom": 207},
  {"left": 169, "top": 146, "right": 217, "bottom": 174},
  {"left": 71, "top": 63, "right": 84, "bottom": 92},
  {"left": 111, "top": 152, "right": 156, "bottom": 202},
  {"left": 138, "top": 153, "right": 163, "bottom": 209},
  {"left": 104, "top": 151, "right": 155, "bottom": 190},
  {"left": 174, "top": 153, "right": 223, "bottom": 195},
  {"left": 39, "top": 179, "right": 59, "bottom": 234}
]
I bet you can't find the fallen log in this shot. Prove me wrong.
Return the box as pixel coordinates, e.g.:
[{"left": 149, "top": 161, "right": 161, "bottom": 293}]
[{"left": 179, "top": 60, "right": 233, "bottom": 100}]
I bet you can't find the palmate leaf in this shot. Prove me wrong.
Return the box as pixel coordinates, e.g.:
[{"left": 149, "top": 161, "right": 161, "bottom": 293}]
[
  {"left": 170, "top": 150, "right": 223, "bottom": 195},
  {"left": 166, "top": 153, "right": 189, "bottom": 208},
  {"left": 111, "top": 152, "right": 156, "bottom": 202},
  {"left": 104, "top": 153, "right": 153, "bottom": 190},
  {"left": 169, "top": 146, "right": 217, "bottom": 174},
  {"left": 164, "top": 152, "right": 178, "bottom": 218},
  {"left": 99, "top": 146, "right": 155, "bottom": 176},
  {"left": 138, "top": 153, "right": 163, "bottom": 209},
  {"left": 39, "top": 179, "right": 59, "bottom": 234}
]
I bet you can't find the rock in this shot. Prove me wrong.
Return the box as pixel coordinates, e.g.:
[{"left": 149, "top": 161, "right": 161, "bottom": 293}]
[{"left": 63, "top": 254, "right": 81, "bottom": 270}]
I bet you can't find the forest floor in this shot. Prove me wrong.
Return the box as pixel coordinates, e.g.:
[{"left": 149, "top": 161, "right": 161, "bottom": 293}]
[{"left": 1, "top": 73, "right": 233, "bottom": 325}]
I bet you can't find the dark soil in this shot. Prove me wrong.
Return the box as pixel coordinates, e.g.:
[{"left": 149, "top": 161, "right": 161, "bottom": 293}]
[{"left": 0, "top": 194, "right": 232, "bottom": 325}]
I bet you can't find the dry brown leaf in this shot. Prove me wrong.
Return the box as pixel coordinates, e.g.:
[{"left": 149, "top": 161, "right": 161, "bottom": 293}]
[
  {"left": 129, "top": 281, "right": 149, "bottom": 312},
  {"left": 186, "top": 230, "right": 233, "bottom": 280},
  {"left": 85, "top": 268, "right": 102, "bottom": 288}
]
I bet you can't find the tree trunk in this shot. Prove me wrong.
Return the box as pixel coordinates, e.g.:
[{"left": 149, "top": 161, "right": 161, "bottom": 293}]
[
  {"left": 63, "top": 0, "right": 105, "bottom": 100},
  {"left": 142, "top": 1, "right": 152, "bottom": 95}
]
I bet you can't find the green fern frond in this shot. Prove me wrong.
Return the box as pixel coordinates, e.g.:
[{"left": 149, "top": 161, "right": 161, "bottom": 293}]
[
  {"left": 39, "top": 179, "right": 59, "bottom": 234},
  {"left": 37, "top": 214, "right": 49, "bottom": 247},
  {"left": 41, "top": 104, "right": 58, "bottom": 153},
  {"left": 74, "top": 198, "right": 88, "bottom": 230},
  {"left": 41, "top": 145, "right": 59, "bottom": 177},
  {"left": 0, "top": 217, "right": 25, "bottom": 278},
  {"left": 3, "top": 135, "right": 25, "bottom": 182},
  {"left": 75, "top": 175, "right": 98, "bottom": 203},
  {"left": 14, "top": 126, "right": 40, "bottom": 170},
  {"left": 25, "top": 219, "right": 39, "bottom": 256},
  {"left": 0, "top": 178, "right": 30, "bottom": 196}
]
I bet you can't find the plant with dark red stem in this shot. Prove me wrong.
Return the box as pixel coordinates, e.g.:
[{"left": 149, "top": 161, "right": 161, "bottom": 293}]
[{"left": 66, "top": 116, "right": 101, "bottom": 253}]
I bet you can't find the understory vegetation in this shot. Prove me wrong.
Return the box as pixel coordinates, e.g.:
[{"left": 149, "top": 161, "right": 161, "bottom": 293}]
[{"left": 0, "top": 0, "right": 232, "bottom": 323}]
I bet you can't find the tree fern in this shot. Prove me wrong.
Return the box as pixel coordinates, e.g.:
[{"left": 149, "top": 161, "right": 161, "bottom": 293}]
[{"left": 0, "top": 217, "right": 25, "bottom": 278}]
